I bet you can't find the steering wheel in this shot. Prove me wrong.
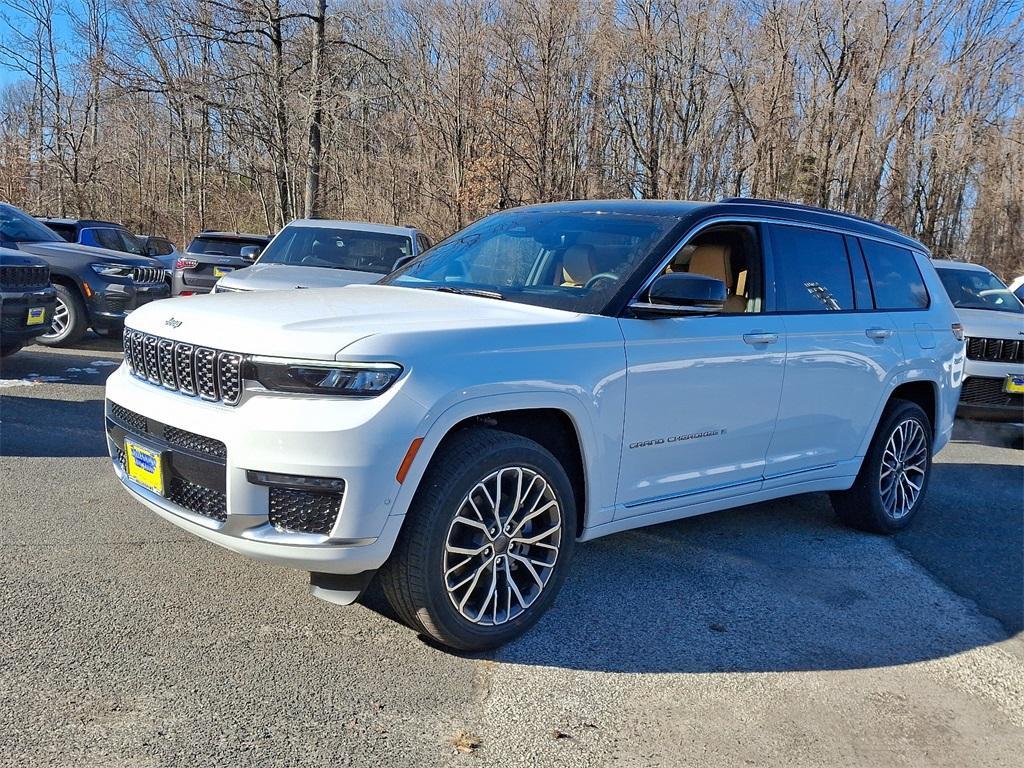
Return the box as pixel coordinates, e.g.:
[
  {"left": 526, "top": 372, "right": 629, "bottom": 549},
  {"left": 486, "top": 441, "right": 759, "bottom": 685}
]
[{"left": 583, "top": 272, "right": 618, "bottom": 290}]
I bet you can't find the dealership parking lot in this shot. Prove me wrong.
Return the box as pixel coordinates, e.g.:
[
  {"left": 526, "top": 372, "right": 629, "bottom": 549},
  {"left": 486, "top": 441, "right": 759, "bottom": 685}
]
[{"left": 1, "top": 341, "right": 1022, "bottom": 767}]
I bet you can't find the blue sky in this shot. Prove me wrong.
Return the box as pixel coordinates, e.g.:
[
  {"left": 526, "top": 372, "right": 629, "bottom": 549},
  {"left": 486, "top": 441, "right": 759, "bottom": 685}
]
[{"left": 0, "top": 0, "right": 79, "bottom": 89}]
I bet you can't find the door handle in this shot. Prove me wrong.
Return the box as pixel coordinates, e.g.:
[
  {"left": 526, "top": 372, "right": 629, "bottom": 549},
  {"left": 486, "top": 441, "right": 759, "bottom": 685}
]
[
  {"left": 742, "top": 332, "right": 779, "bottom": 345},
  {"left": 865, "top": 327, "right": 894, "bottom": 340}
]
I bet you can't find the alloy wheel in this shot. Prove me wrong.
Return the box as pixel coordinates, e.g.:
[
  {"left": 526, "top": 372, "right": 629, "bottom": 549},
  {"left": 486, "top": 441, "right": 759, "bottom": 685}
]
[
  {"left": 42, "top": 297, "right": 69, "bottom": 340},
  {"left": 443, "top": 466, "right": 562, "bottom": 626},
  {"left": 879, "top": 418, "right": 928, "bottom": 519}
]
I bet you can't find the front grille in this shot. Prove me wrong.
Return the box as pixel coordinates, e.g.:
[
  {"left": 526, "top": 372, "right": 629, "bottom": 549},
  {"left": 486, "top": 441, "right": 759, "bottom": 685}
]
[
  {"left": 164, "top": 426, "right": 227, "bottom": 459},
  {"left": 108, "top": 401, "right": 226, "bottom": 459},
  {"left": 960, "top": 376, "right": 1023, "bottom": 407},
  {"left": 966, "top": 336, "right": 1024, "bottom": 364},
  {"left": 124, "top": 329, "right": 242, "bottom": 405},
  {"left": 0, "top": 265, "right": 49, "bottom": 290},
  {"left": 268, "top": 488, "right": 342, "bottom": 535},
  {"left": 167, "top": 477, "right": 227, "bottom": 522},
  {"left": 132, "top": 266, "right": 165, "bottom": 284}
]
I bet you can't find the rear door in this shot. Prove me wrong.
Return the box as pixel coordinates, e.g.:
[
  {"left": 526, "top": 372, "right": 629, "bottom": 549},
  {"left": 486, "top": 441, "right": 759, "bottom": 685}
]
[{"left": 764, "top": 224, "right": 903, "bottom": 485}]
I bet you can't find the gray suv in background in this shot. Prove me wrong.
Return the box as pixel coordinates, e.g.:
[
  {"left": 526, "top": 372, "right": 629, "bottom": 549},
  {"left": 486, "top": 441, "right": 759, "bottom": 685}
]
[
  {"left": 213, "top": 220, "right": 428, "bottom": 293},
  {"left": 172, "top": 231, "right": 271, "bottom": 295}
]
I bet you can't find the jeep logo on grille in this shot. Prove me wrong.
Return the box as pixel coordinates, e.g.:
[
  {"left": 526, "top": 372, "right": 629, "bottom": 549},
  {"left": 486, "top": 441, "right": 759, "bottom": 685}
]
[{"left": 165, "top": 317, "right": 182, "bottom": 328}]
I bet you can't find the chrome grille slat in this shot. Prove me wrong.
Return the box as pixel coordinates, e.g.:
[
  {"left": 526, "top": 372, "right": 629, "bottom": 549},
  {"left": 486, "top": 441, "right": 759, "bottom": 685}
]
[
  {"left": 194, "top": 347, "right": 218, "bottom": 401},
  {"left": 965, "top": 336, "right": 1024, "bottom": 364},
  {"left": 131, "top": 266, "right": 164, "bottom": 284},
  {"left": 175, "top": 342, "right": 196, "bottom": 395},
  {"left": 124, "top": 332, "right": 242, "bottom": 405},
  {"left": 158, "top": 339, "right": 176, "bottom": 389}
]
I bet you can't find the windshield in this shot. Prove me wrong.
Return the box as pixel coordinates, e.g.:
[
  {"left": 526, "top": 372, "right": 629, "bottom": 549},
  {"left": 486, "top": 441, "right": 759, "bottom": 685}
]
[
  {"left": 187, "top": 236, "right": 267, "bottom": 259},
  {"left": 259, "top": 226, "right": 412, "bottom": 275},
  {"left": 0, "top": 204, "right": 61, "bottom": 243},
  {"left": 383, "top": 209, "right": 677, "bottom": 313},
  {"left": 936, "top": 267, "right": 1023, "bottom": 314}
]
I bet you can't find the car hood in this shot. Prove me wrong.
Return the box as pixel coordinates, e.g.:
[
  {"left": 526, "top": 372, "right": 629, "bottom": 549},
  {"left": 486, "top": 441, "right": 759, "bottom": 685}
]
[
  {"left": 218, "top": 263, "right": 382, "bottom": 291},
  {"left": 125, "top": 284, "right": 582, "bottom": 360},
  {"left": 955, "top": 307, "right": 1024, "bottom": 339},
  {"left": 16, "top": 240, "right": 163, "bottom": 267}
]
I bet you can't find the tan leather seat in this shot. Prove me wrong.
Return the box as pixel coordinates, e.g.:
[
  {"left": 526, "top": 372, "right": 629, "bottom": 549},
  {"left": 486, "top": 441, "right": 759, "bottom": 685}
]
[
  {"left": 561, "top": 245, "right": 596, "bottom": 287},
  {"left": 687, "top": 244, "right": 747, "bottom": 312}
]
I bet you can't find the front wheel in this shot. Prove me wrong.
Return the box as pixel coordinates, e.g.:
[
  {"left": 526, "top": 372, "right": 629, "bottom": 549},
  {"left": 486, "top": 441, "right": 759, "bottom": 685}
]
[
  {"left": 37, "top": 284, "right": 87, "bottom": 347},
  {"left": 381, "top": 427, "right": 576, "bottom": 651},
  {"left": 830, "top": 399, "right": 933, "bottom": 533}
]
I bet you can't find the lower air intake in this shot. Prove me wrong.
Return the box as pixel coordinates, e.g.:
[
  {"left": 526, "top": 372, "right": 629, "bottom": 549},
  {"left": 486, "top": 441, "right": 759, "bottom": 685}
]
[{"left": 268, "top": 488, "right": 342, "bottom": 535}]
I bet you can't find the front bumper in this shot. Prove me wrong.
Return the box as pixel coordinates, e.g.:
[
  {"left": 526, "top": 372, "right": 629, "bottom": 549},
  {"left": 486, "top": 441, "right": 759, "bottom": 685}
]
[
  {"left": 0, "top": 286, "right": 57, "bottom": 343},
  {"left": 957, "top": 358, "right": 1024, "bottom": 423},
  {"left": 105, "top": 364, "right": 426, "bottom": 574},
  {"left": 86, "top": 280, "right": 170, "bottom": 330}
]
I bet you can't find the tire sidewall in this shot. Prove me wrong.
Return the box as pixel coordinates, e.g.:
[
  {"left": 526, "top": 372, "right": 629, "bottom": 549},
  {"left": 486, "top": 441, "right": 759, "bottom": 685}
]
[
  {"left": 865, "top": 401, "right": 933, "bottom": 532},
  {"left": 414, "top": 436, "right": 577, "bottom": 649},
  {"left": 39, "top": 284, "right": 85, "bottom": 346}
]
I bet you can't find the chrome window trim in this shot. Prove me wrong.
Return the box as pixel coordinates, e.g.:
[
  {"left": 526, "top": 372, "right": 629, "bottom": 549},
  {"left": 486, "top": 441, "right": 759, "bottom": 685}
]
[{"left": 632, "top": 214, "right": 929, "bottom": 306}]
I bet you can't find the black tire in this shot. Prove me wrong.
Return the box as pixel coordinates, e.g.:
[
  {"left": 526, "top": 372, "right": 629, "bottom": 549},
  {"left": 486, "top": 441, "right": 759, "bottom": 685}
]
[
  {"left": 0, "top": 342, "right": 23, "bottom": 358},
  {"left": 38, "top": 283, "right": 88, "bottom": 347},
  {"left": 830, "top": 399, "right": 933, "bottom": 534},
  {"left": 380, "top": 427, "right": 577, "bottom": 651}
]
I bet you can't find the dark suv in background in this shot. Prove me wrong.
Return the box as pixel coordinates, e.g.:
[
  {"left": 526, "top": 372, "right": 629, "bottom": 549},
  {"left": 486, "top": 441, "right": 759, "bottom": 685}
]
[
  {"left": 40, "top": 218, "right": 149, "bottom": 258},
  {"left": 172, "top": 231, "right": 270, "bottom": 295},
  {"left": 0, "top": 204, "right": 169, "bottom": 345},
  {"left": 0, "top": 247, "right": 56, "bottom": 357}
]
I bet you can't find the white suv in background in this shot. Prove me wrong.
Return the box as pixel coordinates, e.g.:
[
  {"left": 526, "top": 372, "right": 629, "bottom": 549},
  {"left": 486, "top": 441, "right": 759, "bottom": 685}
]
[
  {"left": 105, "top": 199, "right": 964, "bottom": 651},
  {"left": 213, "top": 220, "right": 430, "bottom": 293},
  {"left": 934, "top": 260, "right": 1024, "bottom": 422}
]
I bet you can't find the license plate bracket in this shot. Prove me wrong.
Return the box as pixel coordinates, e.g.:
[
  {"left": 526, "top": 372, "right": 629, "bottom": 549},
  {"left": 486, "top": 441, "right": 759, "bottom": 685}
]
[
  {"left": 124, "top": 440, "right": 165, "bottom": 495},
  {"left": 26, "top": 307, "right": 46, "bottom": 326}
]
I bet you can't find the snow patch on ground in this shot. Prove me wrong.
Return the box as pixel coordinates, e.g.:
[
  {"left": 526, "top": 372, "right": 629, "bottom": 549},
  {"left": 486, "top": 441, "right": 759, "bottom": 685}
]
[{"left": 90, "top": 360, "right": 119, "bottom": 367}]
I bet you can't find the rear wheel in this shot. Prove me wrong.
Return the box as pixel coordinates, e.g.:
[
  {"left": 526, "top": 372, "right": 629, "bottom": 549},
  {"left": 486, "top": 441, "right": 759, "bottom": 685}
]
[
  {"left": 830, "top": 399, "right": 933, "bottom": 533},
  {"left": 381, "top": 427, "right": 576, "bottom": 651},
  {"left": 38, "top": 284, "right": 87, "bottom": 347}
]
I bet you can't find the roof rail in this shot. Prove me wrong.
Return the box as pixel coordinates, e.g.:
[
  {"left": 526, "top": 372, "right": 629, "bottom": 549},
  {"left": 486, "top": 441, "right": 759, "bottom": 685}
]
[{"left": 719, "top": 196, "right": 902, "bottom": 233}]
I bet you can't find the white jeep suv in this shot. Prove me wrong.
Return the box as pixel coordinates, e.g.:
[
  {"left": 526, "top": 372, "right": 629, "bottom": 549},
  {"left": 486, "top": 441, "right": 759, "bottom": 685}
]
[{"left": 106, "top": 199, "right": 964, "bottom": 650}]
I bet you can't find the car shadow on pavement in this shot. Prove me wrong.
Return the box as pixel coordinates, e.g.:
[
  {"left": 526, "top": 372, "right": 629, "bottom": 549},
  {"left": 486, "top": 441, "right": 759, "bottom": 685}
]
[
  {"left": 951, "top": 418, "right": 1024, "bottom": 450},
  {"left": 471, "top": 485, "right": 1021, "bottom": 673},
  {"left": 0, "top": 395, "right": 108, "bottom": 457}
]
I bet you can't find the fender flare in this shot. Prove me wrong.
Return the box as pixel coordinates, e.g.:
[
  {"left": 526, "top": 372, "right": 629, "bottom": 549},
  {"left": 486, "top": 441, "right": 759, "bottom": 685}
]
[{"left": 387, "top": 389, "right": 600, "bottom": 530}]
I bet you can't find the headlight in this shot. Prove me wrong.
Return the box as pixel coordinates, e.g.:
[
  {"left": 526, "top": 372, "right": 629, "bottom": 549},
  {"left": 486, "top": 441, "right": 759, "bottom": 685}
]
[
  {"left": 248, "top": 358, "right": 403, "bottom": 397},
  {"left": 90, "top": 263, "right": 133, "bottom": 278}
]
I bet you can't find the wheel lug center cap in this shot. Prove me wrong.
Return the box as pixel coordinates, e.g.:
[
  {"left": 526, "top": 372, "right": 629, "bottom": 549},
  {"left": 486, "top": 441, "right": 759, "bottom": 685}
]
[{"left": 492, "top": 534, "right": 510, "bottom": 555}]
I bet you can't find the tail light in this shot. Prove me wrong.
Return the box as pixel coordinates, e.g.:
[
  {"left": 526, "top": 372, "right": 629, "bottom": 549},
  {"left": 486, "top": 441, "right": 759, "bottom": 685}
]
[
  {"left": 176, "top": 257, "right": 198, "bottom": 269},
  {"left": 951, "top": 322, "right": 964, "bottom": 341}
]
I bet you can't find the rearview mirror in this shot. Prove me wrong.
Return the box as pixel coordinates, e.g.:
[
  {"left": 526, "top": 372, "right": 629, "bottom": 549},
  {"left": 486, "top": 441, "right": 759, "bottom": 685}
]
[
  {"left": 239, "top": 245, "right": 261, "bottom": 262},
  {"left": 391, "top": 254, "right": 416, "bottom": 272},
  {"left": 629, "top": 272, "right": 726, "bottom": 317}
]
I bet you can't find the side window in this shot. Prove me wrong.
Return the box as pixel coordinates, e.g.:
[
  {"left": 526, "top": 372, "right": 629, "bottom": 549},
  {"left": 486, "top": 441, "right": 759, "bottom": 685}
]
[
  {"left": 48, "top": 223, "right": 76, "bottom": 242},
  {"left": 416, "top": 234, "right": 432, "bottom": 252},
  {"left": 859, "top": 239, "right": 929, "bottom": 309},
  {"left": 660, "top": 224, "right": 763, "bottom": 313},
  {"left": 769, "top": 224, "right": 855, "bottom": 312}
]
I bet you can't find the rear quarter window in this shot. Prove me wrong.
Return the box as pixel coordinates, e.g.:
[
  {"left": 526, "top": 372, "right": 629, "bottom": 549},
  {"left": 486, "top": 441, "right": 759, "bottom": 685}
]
[
  {"left": 859, "top": 239, "right": 929, "bottom": 309},
  {"left": 768, "top": 224, "right": 855, "bottom": 312}
]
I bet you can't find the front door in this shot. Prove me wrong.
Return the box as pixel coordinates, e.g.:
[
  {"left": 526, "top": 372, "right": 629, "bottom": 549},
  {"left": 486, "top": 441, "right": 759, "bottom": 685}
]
[{"left": 615, "top": 223, "right": 786, "bottom": 518}]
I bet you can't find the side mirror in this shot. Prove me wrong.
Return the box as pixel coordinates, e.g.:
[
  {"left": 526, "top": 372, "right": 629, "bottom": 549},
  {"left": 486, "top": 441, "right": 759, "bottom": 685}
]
[
  {"left": 630, "top": 272, "right": 726, "bottom": 317},
  {"left": 239, "top": 245, "right": 261, "bottom": 262}
]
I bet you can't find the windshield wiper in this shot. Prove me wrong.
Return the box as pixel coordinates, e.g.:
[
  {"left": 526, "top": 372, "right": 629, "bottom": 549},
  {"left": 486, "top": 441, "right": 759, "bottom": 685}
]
[{"left": 428, "top": 285, "right": 504, "bottom": 300}]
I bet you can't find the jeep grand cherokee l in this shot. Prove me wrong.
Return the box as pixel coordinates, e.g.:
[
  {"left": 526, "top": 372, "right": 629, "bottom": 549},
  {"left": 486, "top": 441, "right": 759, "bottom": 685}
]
[
  {"left": 0, "top": 204, "right": 169, "bottom": 345},
  {"left": 105, "top": 198, "right": 963, "bottom": 650}
]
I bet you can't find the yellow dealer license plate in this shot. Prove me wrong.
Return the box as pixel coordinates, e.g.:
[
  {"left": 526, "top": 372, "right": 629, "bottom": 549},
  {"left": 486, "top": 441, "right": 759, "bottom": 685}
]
[
  {"left": 26, "top": 307, "right": 46, "bottom": 325},
  {"left": 125, "top": 440, "right": 164, "bottom": 495},
  {"left": 1006, "top": 375, "right": 1024, "bottom": 395},
  {"left": 212, "top": 266, "right": 232, "bottom": 278}
]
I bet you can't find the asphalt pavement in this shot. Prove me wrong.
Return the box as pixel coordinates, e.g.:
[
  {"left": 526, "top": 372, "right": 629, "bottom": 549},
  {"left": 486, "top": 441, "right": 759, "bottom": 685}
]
[{"left": 1, "top": 340, "right": 1022, "bottom": 767}]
